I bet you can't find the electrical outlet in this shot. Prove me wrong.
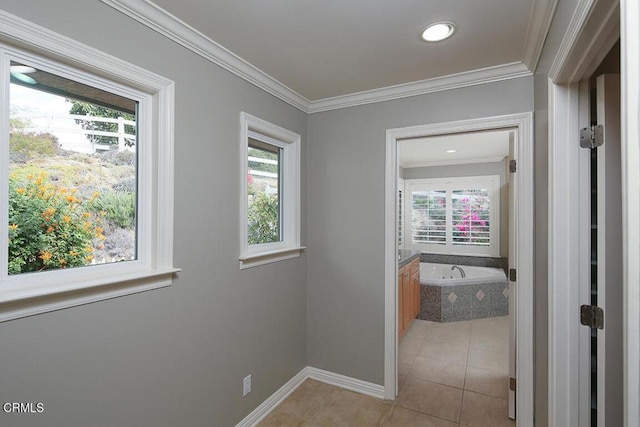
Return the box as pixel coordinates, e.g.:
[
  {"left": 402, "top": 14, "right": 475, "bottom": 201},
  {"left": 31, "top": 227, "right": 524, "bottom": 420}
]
[{"left": 243, "top": 374, "right": 252, "bottom": 396}]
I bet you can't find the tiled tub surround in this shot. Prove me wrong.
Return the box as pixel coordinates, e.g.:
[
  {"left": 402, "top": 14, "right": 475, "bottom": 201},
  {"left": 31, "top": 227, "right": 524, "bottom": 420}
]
[{"left": 419, "top": 263, "right": 509, "bottom": 322}]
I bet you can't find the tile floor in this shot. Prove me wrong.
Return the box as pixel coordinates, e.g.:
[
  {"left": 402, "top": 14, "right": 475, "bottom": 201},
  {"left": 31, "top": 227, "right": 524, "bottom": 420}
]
[{"left": 258, "top": 316, "right": 514, "bottom": 427}]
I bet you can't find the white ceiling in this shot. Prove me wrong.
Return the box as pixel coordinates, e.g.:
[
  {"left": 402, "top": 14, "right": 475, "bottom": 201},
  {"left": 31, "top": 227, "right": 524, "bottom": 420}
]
[
  {"left": 151, "top": 0, "right": 534, "bottom": 100},
  {"left": 398, "top": 130, "right": 511, "bottom": 168},
  {"left": 102, "top": 0, "right": 554, "bottom": 111}
]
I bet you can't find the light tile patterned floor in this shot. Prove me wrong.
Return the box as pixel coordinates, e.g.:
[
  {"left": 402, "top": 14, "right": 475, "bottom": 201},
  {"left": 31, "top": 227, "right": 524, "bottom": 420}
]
[{"left": 258, "top": 316, "right": 514, "bottom": 427}]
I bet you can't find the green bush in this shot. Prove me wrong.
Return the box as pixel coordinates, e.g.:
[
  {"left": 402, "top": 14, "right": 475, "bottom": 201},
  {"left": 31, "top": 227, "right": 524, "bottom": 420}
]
[
  {"left": 112, "top": 177, "right": 136, "bottom": 193},
  {"left": 10, "top": 131, "right": 58, "bottom": 159},
  {"left": 8, "top": 172, "right": 104, "bottom": 274},
  {"left": 247, "top": 192, "right": 279, "bottom": 244},
  {"left": 90, "top": 190, "right": 136, "bottom": 228},
  {"left": 100, "top": 149, "right": 136, "bottom": 166}
]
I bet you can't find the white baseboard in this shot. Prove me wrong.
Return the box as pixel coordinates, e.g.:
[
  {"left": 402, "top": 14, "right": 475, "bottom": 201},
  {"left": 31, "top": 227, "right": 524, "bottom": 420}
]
[
  {"left": 305, "top": 367, "right": 385, "bottom": 399},
  {"left": 235, "top": 366, "right": 385, "bottom": 427},
  {"left": 234, "top": 368, "right": 307, "bottom": 427}
]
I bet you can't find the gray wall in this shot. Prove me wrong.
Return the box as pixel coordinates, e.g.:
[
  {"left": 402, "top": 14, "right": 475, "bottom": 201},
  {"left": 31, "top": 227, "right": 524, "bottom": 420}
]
[
  {"left": 0, "top": 1, "right": 593, "bottom": 426},
  {"left": 0, "top": 1, "right": 307, "bottom": 426},
  {"left": 306, "top": 77, "right": 533, "bottom": 384},
  {"left": 401, "top": 161, "right": 509, "bottom": 257}
]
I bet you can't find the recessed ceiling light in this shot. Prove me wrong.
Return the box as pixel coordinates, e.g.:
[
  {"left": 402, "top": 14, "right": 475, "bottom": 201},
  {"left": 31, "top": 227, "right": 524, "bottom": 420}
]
[
  {"left": 446, "top": 149, "right": 457, "bottom": 153},
  {"left": 421, "top": 22, "right": 455, "bottom": 42}
]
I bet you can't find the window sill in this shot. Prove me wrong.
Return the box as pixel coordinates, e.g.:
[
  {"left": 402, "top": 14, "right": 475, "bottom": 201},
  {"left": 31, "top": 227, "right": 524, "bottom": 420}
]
[
  {"left": 239, "top": 246, "right": 306, "bottom": 269},
  {"left": 0, "top": 267, "right": 181, "bottom": 322}
]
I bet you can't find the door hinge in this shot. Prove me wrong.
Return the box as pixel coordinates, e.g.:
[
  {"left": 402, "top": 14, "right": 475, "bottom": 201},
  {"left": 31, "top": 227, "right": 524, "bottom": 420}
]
[
  {"left": 580, "top": 125, "right": 604, "bottom": 149},
  {"left": 509, "top": 268, "right": 516, "bottom": 282},
  {"left": 580, "top": 304, "right": 604, "bottom": 329},
  {"left": 509, "top": 377, "right": 516, "bottom": 391},
  {"left": 509, "top": 159, "right": 517, "bottom": 173}
]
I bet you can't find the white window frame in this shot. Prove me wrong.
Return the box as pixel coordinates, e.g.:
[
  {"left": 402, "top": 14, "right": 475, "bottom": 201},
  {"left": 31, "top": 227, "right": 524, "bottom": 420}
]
[
  {"left": 0, "top": 12, "right": 178, "bottom": 322},
  {"left": 239, "top": 112, "right": 303, "bottom": 269},
  {"left": 404, "top": 175, "right": 500, "bottom": 257},
  {"left": 397, "top": 177, "right": 405, "bottom": 250}
]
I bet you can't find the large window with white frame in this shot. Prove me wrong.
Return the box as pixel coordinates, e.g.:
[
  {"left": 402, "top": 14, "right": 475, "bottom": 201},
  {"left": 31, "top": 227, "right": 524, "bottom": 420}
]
[
  {"left": 239, "top": 112, "right": 303, "bottom": 269},
  {"left": 404, "top": 176, "right": 500, "bottom": 257},
  {"left": 0, "top": 29, "right": 177, "bottom": 321}
]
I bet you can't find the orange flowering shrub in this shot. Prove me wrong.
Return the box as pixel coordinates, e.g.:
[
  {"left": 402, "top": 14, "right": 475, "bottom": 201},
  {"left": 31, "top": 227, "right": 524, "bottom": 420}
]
[{"left": 8, "top": 172, "right": 105, "bottom": 274}]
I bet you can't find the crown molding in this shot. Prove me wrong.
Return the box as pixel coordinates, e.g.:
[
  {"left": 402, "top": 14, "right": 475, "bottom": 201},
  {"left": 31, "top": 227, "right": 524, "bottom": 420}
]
[
  {"left": 100, "top": 0, "right": 311, "bottom": 112},
  {"left": 308, "top": 62, "right": 532, "bottom": 113},
  {"left": 549, "top": 0, "right": 597, "bottom": 82},
  {"left": 100, "top": 1, "right": 539, "bottom": 115},
  {"left": 549, "top": 0, "right": 620, "bottom": 84},
  {"left": 522, "top": 0, "right": 559, "bottom": 73}
]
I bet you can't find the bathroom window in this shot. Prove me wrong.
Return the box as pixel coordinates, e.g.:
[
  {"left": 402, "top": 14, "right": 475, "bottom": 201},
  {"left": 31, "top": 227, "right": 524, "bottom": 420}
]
[
  {"left": 0, "top": 35, "right": 177, "bottom": 321},
  {"left": 411, "top": 189, "right": 447, "bottom": 245},
  {"left": 398, "top": 178, "right": 405, "bottom": 249},
  {"left": 405, "top": 176, "right": 500, "bottom": 257},
  {"left": 239, "top": 113, "right": 303, "bottom": 269}
]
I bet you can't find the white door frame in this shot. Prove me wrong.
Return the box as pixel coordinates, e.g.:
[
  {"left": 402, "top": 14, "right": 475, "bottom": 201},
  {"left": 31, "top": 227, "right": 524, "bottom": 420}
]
[
  {"left": 384, "top": 112, "right": 535, "bottom": 425},
  {"left": 545, "top": 0, "right": 640, "bottom": 425},
  {"left": 620, "top": 1, "right": 640, "bottom": 425}
]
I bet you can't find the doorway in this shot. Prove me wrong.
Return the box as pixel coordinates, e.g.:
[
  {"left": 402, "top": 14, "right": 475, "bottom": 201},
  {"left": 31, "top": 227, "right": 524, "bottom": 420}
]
[
  {"left": 395, "top": 128, "right": 515, "bottom": 424},
  {"left": 545, "top": 2, "right": 629, "bottom": 424},
  {"left": 383, "top": 113, "right": 534, "bottom": 424},
  {"left": 577, "top": 44, "right": 622, "bottom": 427},
  {"left": 547, "top": 2, "right": 639, "bottom": 425}
]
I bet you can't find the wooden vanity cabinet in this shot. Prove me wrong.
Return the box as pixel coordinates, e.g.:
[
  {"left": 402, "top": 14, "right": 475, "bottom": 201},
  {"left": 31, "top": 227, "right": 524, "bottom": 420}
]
[
  {"left": 411, "top": 259, "right": 420, "bottom": 318},
  {"left": 398, "top": 257, "right": 420, "bottom": 337}
]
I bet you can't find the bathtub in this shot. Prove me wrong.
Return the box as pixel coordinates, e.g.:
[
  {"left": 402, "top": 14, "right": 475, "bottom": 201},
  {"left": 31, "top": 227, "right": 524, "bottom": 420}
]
[
  {"left": 418, "top": 262, "right": 508, "bottom": 322},
  {"left": 420, "top": 263, "right": 507, "bottom": 286}
]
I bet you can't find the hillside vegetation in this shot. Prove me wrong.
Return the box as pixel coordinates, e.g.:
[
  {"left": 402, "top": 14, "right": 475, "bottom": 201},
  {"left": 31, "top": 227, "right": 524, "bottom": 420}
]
[{"left": 8, "top": 127, "right": 136, "bottom": 274}]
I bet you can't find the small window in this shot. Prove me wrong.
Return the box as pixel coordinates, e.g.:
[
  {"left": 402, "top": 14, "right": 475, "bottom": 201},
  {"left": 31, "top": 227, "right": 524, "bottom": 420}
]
[
  {"left": 0, "top": 31, "right": 177, "bottom": 321},
  {"left": 248, "top": 138, "right": 282, "bottom": 245},
  {"left": 405, "top": 176, "right": 500, "bottom": 257},
  {"left": 240, "top": 113, "right": 303, "bottom": 269}
]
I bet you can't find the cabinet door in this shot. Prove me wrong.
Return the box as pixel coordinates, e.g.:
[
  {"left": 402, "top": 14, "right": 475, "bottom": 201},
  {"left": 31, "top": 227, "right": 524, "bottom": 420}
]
[
  {"left": 398, "top": 270, "right": 404, "bottom": 336},
  {"left": 402, "top": 269, "right": 412, "bottom": 331},
  {"left": 412, "top": 269, "right": 420, "bottom": 318},
  {"left": 410, "top": 259, "right": 420, "bottom": 318}
]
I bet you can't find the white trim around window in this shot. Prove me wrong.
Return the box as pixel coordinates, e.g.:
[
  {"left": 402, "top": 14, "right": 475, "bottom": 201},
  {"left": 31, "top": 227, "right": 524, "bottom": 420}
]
[
  {"left": 0, "top": 11, "right": 178, "bottom": 322},
  {"left": 239, "top": 112, "right": 304, "bottom": 269},
  {"left": 404, "top": 175, "right": 500, "bottom": 257}
]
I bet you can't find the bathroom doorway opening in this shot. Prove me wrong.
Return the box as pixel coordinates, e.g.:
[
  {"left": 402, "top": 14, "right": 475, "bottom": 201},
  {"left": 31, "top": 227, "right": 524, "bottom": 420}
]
[{"left": 383, "top": 113, "right": 534, "bottom": 423}]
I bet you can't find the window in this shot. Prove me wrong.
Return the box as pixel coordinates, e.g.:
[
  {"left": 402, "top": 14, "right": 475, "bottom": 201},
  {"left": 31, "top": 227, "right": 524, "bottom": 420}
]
[
  {"left": 0, "top": 26, "right": 177, "bottom": 321},
  {"left": 248, "top": 138, "right": 282, "bottom": 245},
  {"left": 240, "top": 113, "right": 303, "bottom": 269},
  {"left": 8, "top": 61, "right": 139, "bottom": 274},
  {"left": 398, "top": 178, "right": 405, "bottom": 250},
  {"left": 405, "top": 176, "right": 500, "bottom": 256}
]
